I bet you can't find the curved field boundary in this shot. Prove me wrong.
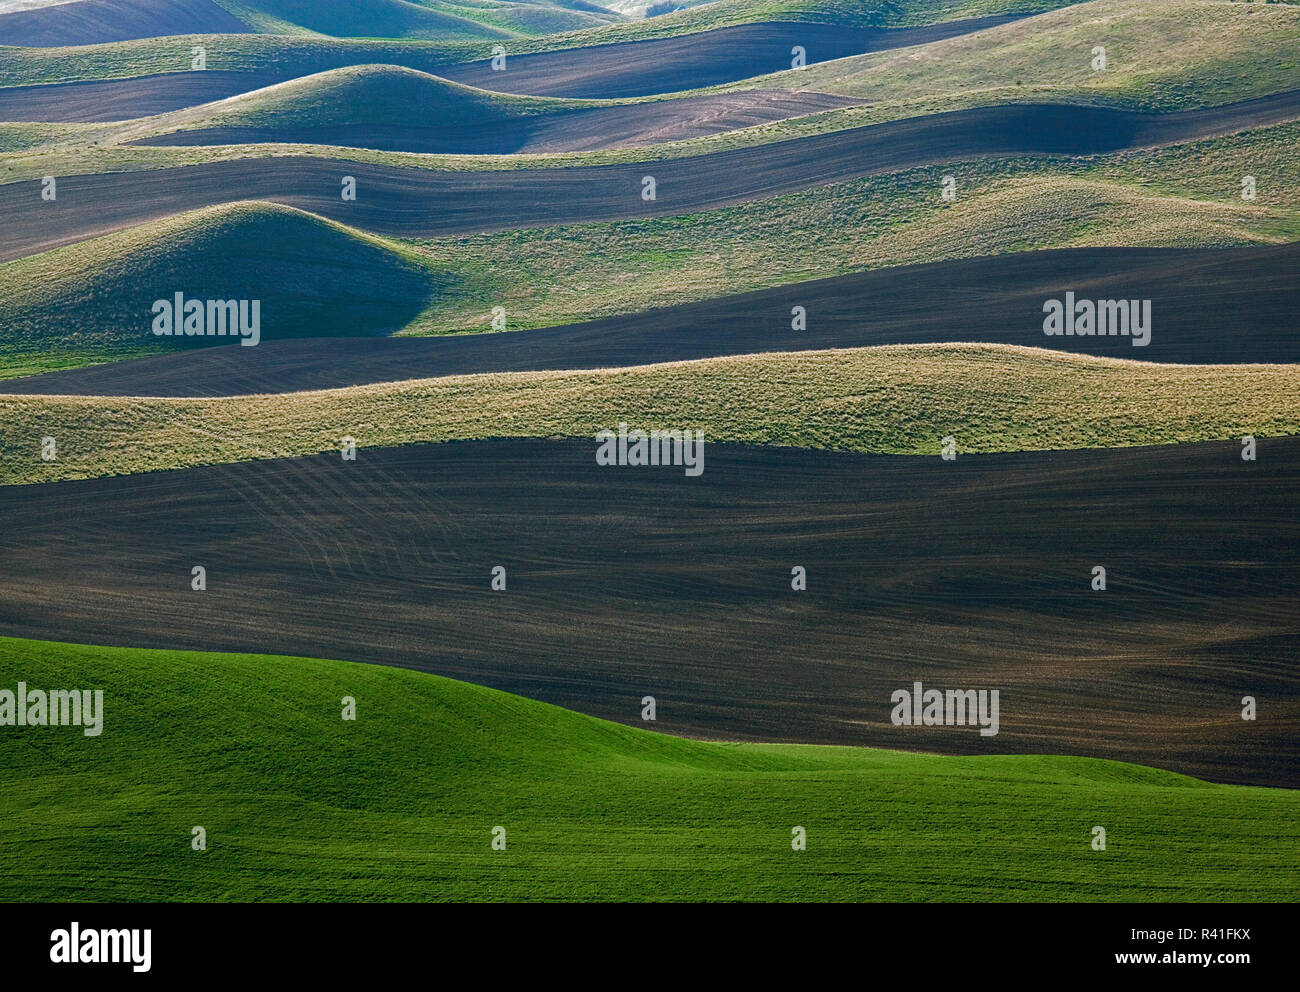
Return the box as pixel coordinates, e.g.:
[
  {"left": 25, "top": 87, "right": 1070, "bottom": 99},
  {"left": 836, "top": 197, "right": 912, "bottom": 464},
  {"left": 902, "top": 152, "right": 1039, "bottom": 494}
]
[
  {"left": 0, "top": 436, "right": 1294, "bottom": 787},
  {"left": 130, "top": 90, "right": 865, "bottom": 154},
  {"left": 4, "top": 91, "right": 1297, "bottom": 261},
  {"left": 436, "top": 17, "right": 1028, "bottom": 98},
  {"left": 0, "top": 15, "right": 1027, "bottom": 113},
  {"left": 0, "top": 0, "right": 250, "bottom": 47},
  {"left": 7, "top": 244, "right": 1296, "bottom": 396},
  {"left": 0, "top": 70, "right": 284, "bottom": 122}
]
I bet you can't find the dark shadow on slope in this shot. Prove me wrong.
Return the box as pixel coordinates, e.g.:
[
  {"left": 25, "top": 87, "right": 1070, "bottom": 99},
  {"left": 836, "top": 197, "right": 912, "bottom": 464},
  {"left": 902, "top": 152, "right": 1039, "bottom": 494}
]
[
  {"left": 0, "top": 71, "right": 284, "bottom": 123},
  {"left": 0, "top": 437, "right": 1294, "bottom": 787},
  {"left": 129, "top": 90, "right": 864, "bottom": 153},
  {"left": 440, "top": 17, "right": 1028, "bottom": 97},
  {"left": 0, "top": 203, "right": 440, "bottom": 354},
  {"left": 0, "top": 15, "right": 1023, "bottom": 121},
  {"left": 0, "top": 0, "right": 250, "bottom": 47},
  {"left": 7, "top": 244, "right": 1295, "bottom": 396},
  {"left": 5, "top": 91, "right": 1298, "bottom": 262}
]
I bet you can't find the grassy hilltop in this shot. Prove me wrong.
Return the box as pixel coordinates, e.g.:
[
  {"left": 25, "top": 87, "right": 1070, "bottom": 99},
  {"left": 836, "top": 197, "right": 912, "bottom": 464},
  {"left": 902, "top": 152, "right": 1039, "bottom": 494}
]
[
  {"left": 0, "top": 0, "right": 1094, "bottom": 86},
  {"left": 0, "top": 635, "right": 1295, "bottom": 901},
  {"left": 4, "top": 345, "right": 1299, "bottom": 485},
  {"left": 0, "top": 0, "right": 1296, "bottom": 908},
  {"left": 0, "top": 201, "right": 443, "bottom": 375},
  {"left": 1, "top": 115, "right": 1295, "bottom": 380}
]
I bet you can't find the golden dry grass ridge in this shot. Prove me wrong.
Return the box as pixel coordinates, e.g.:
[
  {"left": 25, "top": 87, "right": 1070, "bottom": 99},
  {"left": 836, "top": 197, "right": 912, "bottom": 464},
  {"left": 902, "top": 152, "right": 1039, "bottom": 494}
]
[{"left": 3, "top": 343, "right": 1299, "bottom": 485}]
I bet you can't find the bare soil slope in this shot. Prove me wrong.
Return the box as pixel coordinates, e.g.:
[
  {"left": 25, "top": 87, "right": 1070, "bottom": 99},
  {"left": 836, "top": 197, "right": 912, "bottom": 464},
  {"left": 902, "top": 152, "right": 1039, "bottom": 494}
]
[{"left": 0, "top": 436, "right": 1293, "bottom": 787}]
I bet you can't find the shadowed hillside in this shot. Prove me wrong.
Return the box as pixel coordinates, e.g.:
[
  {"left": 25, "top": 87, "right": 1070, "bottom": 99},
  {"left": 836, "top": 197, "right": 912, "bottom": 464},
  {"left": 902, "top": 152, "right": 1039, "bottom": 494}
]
[{"left": 0, "top": 201, "right": 442, "bottom": 366}]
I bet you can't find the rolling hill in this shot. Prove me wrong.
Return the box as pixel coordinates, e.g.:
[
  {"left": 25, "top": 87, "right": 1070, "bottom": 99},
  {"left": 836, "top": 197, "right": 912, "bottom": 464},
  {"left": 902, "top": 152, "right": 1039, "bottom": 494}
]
[
  {"left": 0, "top": 0, "right": 251, "bottom": 47},
  {"left": 128, "top": 63, "right": 567, "bottom": 136},
  {"left": 0, "top": 436, "right": 1296, "bottom": 789},
  {"left": 3, "top": 241, "right": 1297, "bottom": 390},
  {"left": 2, "top": 635, "right": 1294, "bottom": 901},
  {"left": 120, "top": 63, "right": 859, "bottom": 152},
  {"left": 0, "top": 69, "right": 288, "bottom": 122},
  {"left": 783, "top": 0, "right": 1300, "bottom": 114},
  {"left": 212, "top": 0, "right": 521, "bottom": 41},
  {"left": 432, "top": 14, "right": 1030, "bottom": 97},
  {"left": 0, "top": 0, "right": 594, "bottom": 46},
  {"left": 0, "top": 201, "right": 442, "bottom": 372},
  {"left": 0, "top": 0, "right": 1077, "bottom": 88},
  {"left": 4, "top": 344, "right": 1299, "bottom": 485},
  {"left": 401, "top": 162, "right": 1297, "bottom": 334},
  {"left": 0, "top": 0, "right": 1296, "bottom": 911},
  {"left": 6, "top": 91, "right": 1297, "bottom": 264}
]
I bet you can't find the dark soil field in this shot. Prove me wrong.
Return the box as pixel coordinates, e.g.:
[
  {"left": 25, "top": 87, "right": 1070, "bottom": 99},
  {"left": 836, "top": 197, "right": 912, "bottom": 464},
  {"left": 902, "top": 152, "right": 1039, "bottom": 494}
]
[
  {"left": 9, "top": 244, "right": 1293, "bottom": 396},
  {"left": 0, "top": 15, "right": 1022, "bottom": 121},
  {"left": 1, "top": 0, "right": 1297, "bottom": 917},
  {"left": 0, "top": 0, "right": 249, "bottom": 47},
  {"left": 437, "top": 17, "right": 1027, "bottom": 98},
  {"left": 0, "top": 70, "right": 285, "bottom": 122},
  {"left": 133, "top": 89, "right": 864, "bottom": 154},
  {"left": 7, "top": 91, "right": 1296, "bottom": 261},
  {"left": 0, "top": 436, "right": 1293, "bottom": 787}
]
